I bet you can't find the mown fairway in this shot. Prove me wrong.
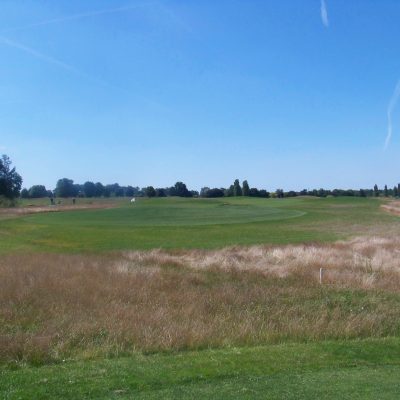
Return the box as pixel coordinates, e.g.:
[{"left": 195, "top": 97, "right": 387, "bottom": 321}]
[
  {"left": 0, "top": 196, "right": 397, "bottom": 252},
  {"left": 2, "top": 339, "right": 400, "bottom": 399}
]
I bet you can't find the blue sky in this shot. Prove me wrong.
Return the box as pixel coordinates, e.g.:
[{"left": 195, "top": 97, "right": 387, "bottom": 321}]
[{"left": 1, "top": 0, "right": 400, "bottom": 191}]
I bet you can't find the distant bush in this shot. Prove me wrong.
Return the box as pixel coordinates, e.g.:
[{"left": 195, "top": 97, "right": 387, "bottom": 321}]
[
  {"left": 29, "top": 185, "right": 48, "bottom": 198},
  {"left": 202, "top": 188, "right": 225, "bottom": 198}
]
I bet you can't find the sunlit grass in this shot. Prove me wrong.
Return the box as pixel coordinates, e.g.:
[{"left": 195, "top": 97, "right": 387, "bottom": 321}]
[{"left": 0, "top": 196, "right": 397, "bottom": 252}]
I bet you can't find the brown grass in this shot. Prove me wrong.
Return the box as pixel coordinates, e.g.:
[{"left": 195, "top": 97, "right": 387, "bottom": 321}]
[
  {"left": 0, "top": 203, "right": 116, "bottom": 220},
  {"left": 123, "top": 236, "right": 400, "bottom": 289},
  {"left": 1, "top": 237, "right": 400, "bottom": 364},
  {"left": 382, "top": 201, "right": 400, "bottom": 216}
]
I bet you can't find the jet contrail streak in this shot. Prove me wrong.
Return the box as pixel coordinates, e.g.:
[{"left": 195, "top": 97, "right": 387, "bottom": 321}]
[
  {"left": 385, "top": 80, "right": 400, "bottom": 149},
  {"left": 0, "top": 35, "right": 125, "bottom": 93},
  {"left": 2, "top": 3, "right": 153, "bottom": 33},
  {"left": 0, "top": 36, "right": 80, "bottom": 74},
  {"left": 320, "top": 0, "right": 329, "bottom": 28}
]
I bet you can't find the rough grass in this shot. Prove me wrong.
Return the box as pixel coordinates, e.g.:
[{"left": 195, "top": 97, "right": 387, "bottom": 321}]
[
  {"left": 2, "top": 236, "right": 400, "bottom": 365},
  {"left": 123, "top": 236, "right": 400, "bottom": 290},
  {"left": 382, "top": 201, "right": 400, "bottom": 216}
]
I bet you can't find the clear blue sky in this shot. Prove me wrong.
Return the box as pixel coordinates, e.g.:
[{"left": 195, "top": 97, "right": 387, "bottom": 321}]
[{"left": 1, "top": 0, "right": 400, "bottom": 191}]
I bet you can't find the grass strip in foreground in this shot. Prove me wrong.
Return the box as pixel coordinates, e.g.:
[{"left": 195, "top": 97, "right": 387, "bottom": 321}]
[{"left": 1, "top": 338, "right": 400, "bottom": 399}]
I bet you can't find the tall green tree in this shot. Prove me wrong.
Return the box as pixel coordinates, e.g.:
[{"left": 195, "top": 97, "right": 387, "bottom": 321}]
[
  {"left": 94, "top": 182, "right": 105, "bottom": 197},
  {"left": 233, "top": 179, "right": 242, "bottom": 196},
  {"left": 106, "top": 183, "right": 124, "bottom": 197},
  {"left": 125, "top": 186, "right": 135, "bottom": 197},
  {"left": 200, "top": 187, "right": 210, "bottom": 197},
  {"left": 0, "top": 155, "right": 22, "bottom": 199},
  {"left": 242, "top": 180, "right": 250, "bottom": 196},
  {"left": 83, "top": 181, "right": 96, "bottom": 198},
  {"left": 55, "top": 178, "right": 77, "bottom": 198},
  {"left": 29, "top": 185, "right": 47, "bottom": 198},
  {"left": 384, "top": 185, "right": 388, "bottom": 197},
  {"left": 224, "top": 185, "right": 234, "bottom": 197},
  {"left": 373, "top": 184, "right": 379, "bottom": 197},
  {"left": 258, "top": 189, "right": 270, "bottom": 198},
  {"left": 155, "top": 188, "right": 166, "bottom": 197},
  {"left": 174, "top": 182, "right": 192, "bottom": 197},
  {"left": 145, "top": 186, "right": 156, "bottom": 197}
]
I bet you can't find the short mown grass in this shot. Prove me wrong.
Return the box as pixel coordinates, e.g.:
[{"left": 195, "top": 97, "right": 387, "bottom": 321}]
[
  {"left": 1, "top": 338, "right": 400, "bottom": 399},
  {"left": 0, "top": 196, "right": 397, "bottom": 252}
]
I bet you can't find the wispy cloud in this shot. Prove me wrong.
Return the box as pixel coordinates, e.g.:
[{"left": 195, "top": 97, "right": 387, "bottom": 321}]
[
  {"left": 0, "top": 36, "right": 81, "bottom": 74},
  {"left": 384, "top": 80, "right": 400, "bottom": 149},
  {"left": 0, "top": 3, "right": 176, "bottom": 107},
  {"left": 2, "top": 3, "right": 153, "bottom": 33},
  {"left": 320, "top": 0, "right": 329, "bottom": 28},
  {"left": 0, "top": 35, "right": 166, "bottom": 109},
  {"left": 0, "top": 36, "right": 127, "bottom": 94}
]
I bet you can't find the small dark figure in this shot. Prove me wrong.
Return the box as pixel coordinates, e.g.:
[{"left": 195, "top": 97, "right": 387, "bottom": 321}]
[
  {"left": 72, "top": 198, "right": 76, "bottom": 205},
  {"left": 50, "top": 197, "right": 54, "bottom": 205}
]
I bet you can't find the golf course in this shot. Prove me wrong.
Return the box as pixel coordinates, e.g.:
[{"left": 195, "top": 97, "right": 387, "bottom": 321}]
[
  {"left": 1, "top": 196, "right": 400, "bottom": 399},
  {"left": 2, "top": 0, "right": 400, "bottom": 397}
]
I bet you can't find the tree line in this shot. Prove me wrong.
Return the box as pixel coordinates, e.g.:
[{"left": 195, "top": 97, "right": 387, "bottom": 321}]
[
  {"left": 19, "top": 179, "right": 400, "bottom": 200},
  {"left": 1, "top": 154, "right": 400, "bottom": 201},
  {"left": 19, "top": 179, "right": 198, "bottom": 199}
]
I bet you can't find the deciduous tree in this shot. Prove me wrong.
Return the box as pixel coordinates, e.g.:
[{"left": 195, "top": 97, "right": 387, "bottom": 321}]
[
  {"left": 83, "top": 181, "right": 96, "bottom": 198},
  {"left": 0, "top": 155, "right": 22, "bottom": 199},
  {"left": 29, "top": 185, "right": 47, "bottom": 198},
  {"left": 55, "top": 178, "right": 77, "bottom": 198},
  {"left": 145, "top": 186, "right": 156, "bottom": 197},
  {"left": 233, "top": 179, "right": 242, "bottom": 196},
  {"left": 242, "top": 180, "right": 250, "bottom": 196}
]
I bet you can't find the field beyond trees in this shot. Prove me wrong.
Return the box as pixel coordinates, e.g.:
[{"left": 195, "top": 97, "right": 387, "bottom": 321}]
[{"left": 1, "top": 196, "right": 400, "bottom": 399}]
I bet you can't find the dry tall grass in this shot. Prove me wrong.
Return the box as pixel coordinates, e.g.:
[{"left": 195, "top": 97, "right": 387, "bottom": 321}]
[
  {"left": 0, "top": 202, "right": 115, "bottom": 220},
  {"left": 122, "top": 236, "right": 400, "bottom": 290},
  {"left": 1, "top": 236, "right": 400, "bottom": 364},
  {"left": 382, "top": 201, "right": 400, "bottom": 216}
]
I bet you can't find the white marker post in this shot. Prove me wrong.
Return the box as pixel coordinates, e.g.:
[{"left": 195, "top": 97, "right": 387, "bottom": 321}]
[{"left": 319, "top": 268, "right": 323, "bottom": 284}]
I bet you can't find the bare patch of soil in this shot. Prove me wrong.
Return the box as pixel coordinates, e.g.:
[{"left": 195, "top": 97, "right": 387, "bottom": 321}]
[
  {"left": 381, "top": 202, "right": 400, "bottom": 216},
  {"left": 0, "top": 203, "right": 116, "bottom": 219}
]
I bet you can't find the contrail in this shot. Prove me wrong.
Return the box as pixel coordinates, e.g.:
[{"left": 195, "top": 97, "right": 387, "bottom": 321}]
[
  {"left": 0, "top": 35, "right": 124, "bottom": 92},
  {"left": 2, "top": 3, "right": 153, "bottom": 33},
  {"left": 0, "top": 36, "right": 80, "bottom": 74},
  {"left": 385, "top": 80, "right": 400, "bottom": 149},
  {"left": 0, "top": 35, "right": 167, "bottom": 108},
  {"left": 320, "top": 0, "right": 329, "bottom": 28}
]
